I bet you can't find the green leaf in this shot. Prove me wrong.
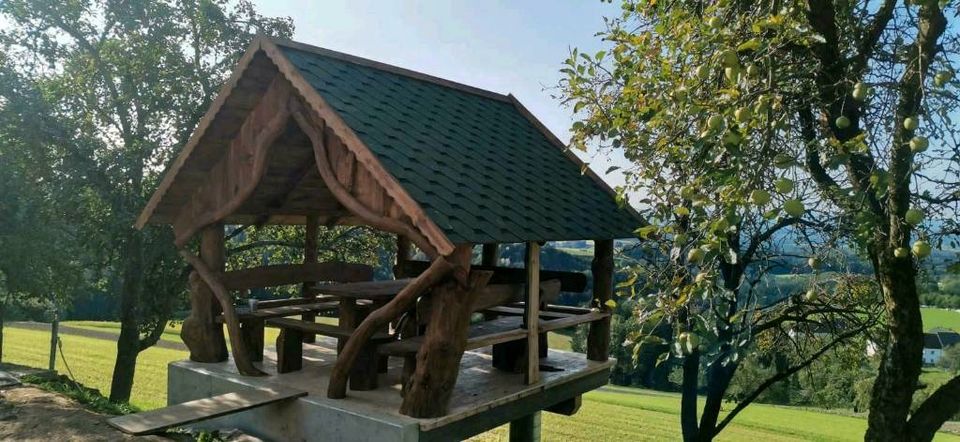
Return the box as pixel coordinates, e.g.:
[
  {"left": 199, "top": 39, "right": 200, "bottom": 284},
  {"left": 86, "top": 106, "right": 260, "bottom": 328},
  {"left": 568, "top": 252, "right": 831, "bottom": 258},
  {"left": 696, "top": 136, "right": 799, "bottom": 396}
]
[{"left": 737, "top": 39, "right": 761, "bottom": 52}]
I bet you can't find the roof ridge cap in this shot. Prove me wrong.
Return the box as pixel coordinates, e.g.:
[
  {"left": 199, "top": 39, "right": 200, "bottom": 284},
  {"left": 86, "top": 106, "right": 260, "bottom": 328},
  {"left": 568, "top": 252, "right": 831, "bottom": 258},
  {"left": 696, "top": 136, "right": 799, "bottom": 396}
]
[{"left": 270, "top": 37, "right": 512, "bottom": 103}]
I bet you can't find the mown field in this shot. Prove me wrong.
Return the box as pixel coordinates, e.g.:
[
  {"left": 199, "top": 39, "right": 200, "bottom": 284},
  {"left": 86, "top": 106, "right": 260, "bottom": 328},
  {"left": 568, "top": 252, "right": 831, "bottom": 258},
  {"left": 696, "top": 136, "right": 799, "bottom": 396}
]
[
  {"left": 1, "top": 322, "right": 958, "bottom": 441},
  {"left": 922, "top": 307, "right": 960, "bottom": 331}
]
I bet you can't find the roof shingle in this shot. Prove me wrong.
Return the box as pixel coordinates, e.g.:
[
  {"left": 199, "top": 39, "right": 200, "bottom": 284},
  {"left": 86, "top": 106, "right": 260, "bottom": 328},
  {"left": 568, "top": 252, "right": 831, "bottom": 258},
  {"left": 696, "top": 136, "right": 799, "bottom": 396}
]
[{"left": 280, "top": 44, "right": 641, "bottom": 243}]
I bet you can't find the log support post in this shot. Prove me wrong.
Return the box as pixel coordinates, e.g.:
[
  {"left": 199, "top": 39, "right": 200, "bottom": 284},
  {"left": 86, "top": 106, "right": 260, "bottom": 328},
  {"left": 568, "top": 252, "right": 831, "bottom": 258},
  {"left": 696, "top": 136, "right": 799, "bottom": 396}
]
[
  {"left": 481, "top": 243, "right": 499, "bottom": 267},
  {"left": 587, "top": 239, "right": 614, "bottom": 361},
  {"left": 399, "top": 268, "right": 492, "bottom": 418},
  {"left": 302, "top": 215, "right": 320, "bottom": 343},
  {"left": 276, "top": 327, "right": 303, "bottom": 373},
  {"left": 524, "top": 242, "right": 541, "bottom": 384},
  {"left": 180, "top": 225, "right": 228, "bottom": 363},
  {"left": 509, "top": 412, "right": 542, "bottom": 442}
]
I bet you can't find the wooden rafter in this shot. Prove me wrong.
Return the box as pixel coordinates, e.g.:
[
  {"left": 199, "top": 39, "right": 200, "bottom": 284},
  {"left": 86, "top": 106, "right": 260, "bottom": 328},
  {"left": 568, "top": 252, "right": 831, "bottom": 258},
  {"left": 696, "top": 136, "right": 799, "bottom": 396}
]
[
  {"left": 172, "top": 75, "right": 293, "bottom": 246},
  {"left": 289, "top": 101, "right": 441, "bottom": 257}
]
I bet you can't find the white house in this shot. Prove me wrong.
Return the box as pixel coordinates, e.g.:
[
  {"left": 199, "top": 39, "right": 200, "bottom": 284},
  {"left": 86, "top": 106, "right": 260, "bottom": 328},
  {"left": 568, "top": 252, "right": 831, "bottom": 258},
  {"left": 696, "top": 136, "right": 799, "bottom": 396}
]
[{"left": 922, "top": 329, "right": 960, "bottom": 365}]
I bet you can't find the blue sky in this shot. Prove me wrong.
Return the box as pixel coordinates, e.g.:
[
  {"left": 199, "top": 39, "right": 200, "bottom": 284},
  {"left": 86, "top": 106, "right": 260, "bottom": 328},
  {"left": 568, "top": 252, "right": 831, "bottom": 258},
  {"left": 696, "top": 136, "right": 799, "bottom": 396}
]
[{"left": 254, "top": 0, "right": 628, "bottom": 187}]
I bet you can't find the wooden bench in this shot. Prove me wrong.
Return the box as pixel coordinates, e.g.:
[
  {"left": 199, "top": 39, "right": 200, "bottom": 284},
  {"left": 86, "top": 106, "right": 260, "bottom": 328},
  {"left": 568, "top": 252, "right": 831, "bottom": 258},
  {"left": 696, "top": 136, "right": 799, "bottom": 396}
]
[
  {"left": 380, "top": 307, "right": 609, "bottom": 390},
  {"left": 266, "top": 317, "right": 393, "bottom": 391},
  {"left": 218, "top": 299, "right": 340, "bottom": 362}
]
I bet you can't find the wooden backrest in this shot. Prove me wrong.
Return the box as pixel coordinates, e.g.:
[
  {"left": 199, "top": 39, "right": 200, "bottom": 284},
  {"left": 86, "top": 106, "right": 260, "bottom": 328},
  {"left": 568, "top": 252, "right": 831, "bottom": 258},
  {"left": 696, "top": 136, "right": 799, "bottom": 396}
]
[
  {"left": 417, "top": 279, "right": 562, "bottom": 325},
  {"left": 396, "top": 261, "right": 587, "bottom": 293},
  {"left": 221, "top": 262, "right": 374, "bottom": 291}
]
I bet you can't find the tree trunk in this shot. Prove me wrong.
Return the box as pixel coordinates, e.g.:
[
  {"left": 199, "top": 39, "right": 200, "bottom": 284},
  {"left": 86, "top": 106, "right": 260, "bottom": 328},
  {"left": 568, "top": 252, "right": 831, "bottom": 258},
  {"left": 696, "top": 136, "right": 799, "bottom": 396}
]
[
  {"left": 865, "top": 253, "right": 924, "bottom": 442},
  {"left": 110, "top": 321, "right": 140, "bottom": 402},
  {"left": 680, "top": 349, "right": 700, "bottom": 442},
  {"left": 110, "top": 230, "right": 145, "bottom": 403},
  {"left": 698, "top": 362, "right": 737, "bottom": 441},
  {"left": 400, "top": 270, "right": 491, "bottom": 418}
]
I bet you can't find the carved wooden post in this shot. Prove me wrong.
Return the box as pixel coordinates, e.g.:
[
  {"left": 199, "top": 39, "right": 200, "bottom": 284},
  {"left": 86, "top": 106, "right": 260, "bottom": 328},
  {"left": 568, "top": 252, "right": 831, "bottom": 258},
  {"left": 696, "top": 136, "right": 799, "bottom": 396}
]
[
  {"left": 481, "top": 243, "right": 499, "bottom": 267},
  {"left": 524, "top": 242, "right": 541, "bottom": 384},
  {"left": 395, "top": 235, "right": 411, "bottom": 278},
  {"left": 302, "top": 215, "right": 320, "bottom": 343},
  {"left": 400, "top": 269, "right": 492, "bottom": 418},
  {"left": 180, "top": 224, "right": 228, "bottom": 362},
  {"left": 588, "top": 239, "right": 614, "bottom": 361}
]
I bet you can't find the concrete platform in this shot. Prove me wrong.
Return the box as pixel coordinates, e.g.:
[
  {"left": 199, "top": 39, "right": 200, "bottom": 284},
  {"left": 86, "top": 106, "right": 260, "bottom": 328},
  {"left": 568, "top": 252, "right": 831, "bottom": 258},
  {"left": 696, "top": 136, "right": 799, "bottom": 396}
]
[{"left": 169, "top": 337, "right": 612, "bottom": 441}]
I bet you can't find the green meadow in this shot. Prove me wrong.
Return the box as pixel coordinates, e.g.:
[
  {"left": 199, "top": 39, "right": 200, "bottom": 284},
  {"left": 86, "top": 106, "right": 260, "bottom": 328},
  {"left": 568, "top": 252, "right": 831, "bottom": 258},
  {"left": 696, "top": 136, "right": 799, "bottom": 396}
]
[{"left": 1, "top": 322, "right": 957, "bottom": 441}]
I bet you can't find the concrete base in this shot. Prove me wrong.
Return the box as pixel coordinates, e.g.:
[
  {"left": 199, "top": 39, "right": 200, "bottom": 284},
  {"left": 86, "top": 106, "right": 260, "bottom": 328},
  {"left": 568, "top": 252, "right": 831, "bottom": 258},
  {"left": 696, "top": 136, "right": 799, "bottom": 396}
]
[{"left": 168, "top": 337, "right": 612, "bottom": 441}]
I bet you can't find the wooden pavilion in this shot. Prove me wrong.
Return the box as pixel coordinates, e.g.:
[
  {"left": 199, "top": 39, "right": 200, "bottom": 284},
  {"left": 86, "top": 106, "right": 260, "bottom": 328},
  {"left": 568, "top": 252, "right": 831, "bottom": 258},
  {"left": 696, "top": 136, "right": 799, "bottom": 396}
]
[{"left": 130, "top": 36, "right": 641, "bottom": 440}]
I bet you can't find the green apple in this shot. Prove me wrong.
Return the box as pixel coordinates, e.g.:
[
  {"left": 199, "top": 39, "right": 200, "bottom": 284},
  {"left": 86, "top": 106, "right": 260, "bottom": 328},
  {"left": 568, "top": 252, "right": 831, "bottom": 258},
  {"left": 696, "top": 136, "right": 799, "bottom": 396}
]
[
  {"left": 735, "top": 107, "right": 752, "bottom": 123},
  {"left": 934, "top": 70, "right": 953, "bottom": 87},
  {"left": 750, "top": 189, "right": 772, "bottom": 205},
  {"left": 909, "top": 136, "right": 928, "bottom": 153},
  {"left": 721, "top": 50, "right": 739, "bottom": 67},
  {"left": 912, "top": 240, "right": 932, "bottom": 258},
  {"left": 903, "top": 116, "right": 919, "bottom": 131},
  {"left": 852, "top": 82, "right": 868, "bottom": 101},
  {"left": 725, "top": 66, "right": 740, "bottom": 83},
  {"left": 905, "top": 208, "right": 924, "bottom": 225},
  {"left": 687, "top": 247, "right": 706, "bottom": 264},
  {"left": 746, "top": 64, "right": 760, "bottom": 77},
  {"left": 696, "top": 65, "right": 711, "bottom": 79},
  {"left": 783, "top": 199, "right": 805, "bottom": 218},
  {"left": 754, "top": 97, "right": 770, "bottom": 114},
  {"left": 773, "top": 154, "right": 794, "bottom": 169},
  {"left": 723, "top": 130, "right": 742, "bottom": 146},
  {"left": 835, "top": 116, "right": 851, "bottom": 129},
  {"left": 804, "top": 289, "right": 819, "bottom": 302},
  {"left": 774, "top": 177, "right": 795, "bottom": 194},
  {"left": 708, "top": 115, "right": 725, "bottom": 130},
  {"left": 679, "top": 332, "right": 700, "bottom": 354},
  {"left": 894, "top": 247, "right": 910, "bottom": 258},
  {"left": 808, "top": 257, "right": 821, "bottom": 270},
  {"left": 708, "top": 16, "right": 722, "bottom": 29}
]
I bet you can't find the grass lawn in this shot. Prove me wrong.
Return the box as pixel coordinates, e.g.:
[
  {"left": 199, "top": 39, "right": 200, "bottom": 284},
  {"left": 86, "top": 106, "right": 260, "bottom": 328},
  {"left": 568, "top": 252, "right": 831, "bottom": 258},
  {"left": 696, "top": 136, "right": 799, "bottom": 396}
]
[
  {"left": 2, "top": 326, "right": 185, "bottom": 410},
  {"left": 922, "top": 307, "right": 960, "bottom": 331},
  {"left": 3, "top": 323, "right": 958, "bottom": 440}
]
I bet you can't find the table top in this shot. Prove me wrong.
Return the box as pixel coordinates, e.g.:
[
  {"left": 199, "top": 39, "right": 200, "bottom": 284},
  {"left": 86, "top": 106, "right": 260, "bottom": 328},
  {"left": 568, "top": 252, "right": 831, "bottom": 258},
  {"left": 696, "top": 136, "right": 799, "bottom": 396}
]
[{"left": 314, "top": 278, "right": 413, "bottom": 299}]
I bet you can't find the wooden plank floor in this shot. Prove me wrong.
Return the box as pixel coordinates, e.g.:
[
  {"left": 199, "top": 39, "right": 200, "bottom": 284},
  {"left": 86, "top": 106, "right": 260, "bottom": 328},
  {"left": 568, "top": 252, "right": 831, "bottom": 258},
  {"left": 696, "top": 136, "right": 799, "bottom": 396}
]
[
  {"left": 170, "top": 335, "right": 613, "bottom": 432},
  {"left": 108, "top": 387, "right": 307, "bottom": 435}
]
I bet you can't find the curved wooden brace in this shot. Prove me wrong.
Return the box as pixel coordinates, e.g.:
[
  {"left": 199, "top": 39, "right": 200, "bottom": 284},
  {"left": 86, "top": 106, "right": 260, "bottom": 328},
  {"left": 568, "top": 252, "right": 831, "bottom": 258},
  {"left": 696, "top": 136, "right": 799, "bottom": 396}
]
[
  {"left": 327, "top": 244, "right": 473, "bottom": 399},
  {"left": 179, "top": 250, "right": 266, "bottom": 377},
  {"left": 289, "top": 103, "right": 439, "bottom": 257},
  {"left": 260, "top": 39, "right": 454, "bottom": 257},
  {"left": 172, "top": 76, "right": 292, "bottom": 246}
]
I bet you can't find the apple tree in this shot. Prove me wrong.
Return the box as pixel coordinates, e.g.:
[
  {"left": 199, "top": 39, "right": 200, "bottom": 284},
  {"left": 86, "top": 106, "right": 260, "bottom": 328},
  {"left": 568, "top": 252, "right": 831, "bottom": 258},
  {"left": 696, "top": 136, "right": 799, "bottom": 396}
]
[{"left": 561, "top": 1, "right": 959, "bottom": 441}]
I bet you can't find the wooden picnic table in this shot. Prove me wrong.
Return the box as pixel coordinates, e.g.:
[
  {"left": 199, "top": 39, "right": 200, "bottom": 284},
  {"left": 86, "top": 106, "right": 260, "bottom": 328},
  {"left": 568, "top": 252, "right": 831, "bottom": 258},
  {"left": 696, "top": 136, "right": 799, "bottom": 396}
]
[{"left": 314, "top": 278, "right": 413, "bottom": 299}]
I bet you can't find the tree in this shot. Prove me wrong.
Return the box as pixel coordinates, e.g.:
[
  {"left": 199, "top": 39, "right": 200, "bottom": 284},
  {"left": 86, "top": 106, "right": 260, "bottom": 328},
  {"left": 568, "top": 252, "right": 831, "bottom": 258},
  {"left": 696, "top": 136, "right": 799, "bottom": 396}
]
[
  {"left": 0, "top": 0, "right": 292, "bottom": 402},
  {"left": 560, "top": 1, "right": 960, "bottom": 440},
  {"left": 0, "top": 50, "right": 84, "bottom": 362}
]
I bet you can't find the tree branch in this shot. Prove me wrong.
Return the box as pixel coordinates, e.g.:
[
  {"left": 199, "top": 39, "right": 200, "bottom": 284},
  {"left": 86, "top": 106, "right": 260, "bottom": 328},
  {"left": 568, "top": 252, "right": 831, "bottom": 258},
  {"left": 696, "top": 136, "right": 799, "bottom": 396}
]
[
  {"left": 907, "top": 374, "right": 960, "bottom": 440},
  {"left": 714, "top": 323, "right": 870, "bottom": 434}
]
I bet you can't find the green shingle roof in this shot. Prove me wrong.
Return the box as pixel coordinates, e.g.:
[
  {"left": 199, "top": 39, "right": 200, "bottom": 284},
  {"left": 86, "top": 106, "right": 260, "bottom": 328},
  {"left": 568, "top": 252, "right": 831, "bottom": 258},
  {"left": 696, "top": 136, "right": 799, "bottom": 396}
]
[{"left": 279, "top": 44, "right": 640, "bottom": 244}]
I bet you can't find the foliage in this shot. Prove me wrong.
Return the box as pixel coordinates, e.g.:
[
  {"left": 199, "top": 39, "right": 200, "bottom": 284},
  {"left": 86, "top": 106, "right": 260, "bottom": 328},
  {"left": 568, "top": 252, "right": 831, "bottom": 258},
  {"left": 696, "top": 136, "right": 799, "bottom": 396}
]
[
  {"left": 561, "top": 0, "right": 960, "bottom": 438},
  {"left": 940, "top": 345, "right": 960, "bottom": 373},
  {"left": 0, "top": 0, "right": 294, "bottom": 401}
]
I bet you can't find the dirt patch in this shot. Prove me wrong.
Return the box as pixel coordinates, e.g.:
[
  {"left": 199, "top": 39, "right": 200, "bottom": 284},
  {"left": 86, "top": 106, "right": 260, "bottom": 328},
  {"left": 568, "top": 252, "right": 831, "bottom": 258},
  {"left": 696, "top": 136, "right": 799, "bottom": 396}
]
[{"left": 0, "top": 385, "right": 165, "bottom": 441}]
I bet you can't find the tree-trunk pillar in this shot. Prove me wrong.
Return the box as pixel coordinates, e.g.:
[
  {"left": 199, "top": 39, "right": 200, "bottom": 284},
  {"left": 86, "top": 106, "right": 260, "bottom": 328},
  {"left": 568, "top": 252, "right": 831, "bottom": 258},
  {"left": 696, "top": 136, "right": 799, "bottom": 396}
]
[
  {"left": 180, "top": 224, "right": 228, "bottom": 362},
  {"left": 399, "top": 268, "right": 491, "bottom": 418},
  {"left": 509, "top": 412, "right": 542, "bottom": 442},
  {"left": 588, "top": 239, "right": 613, "bottom": 361},
  {"left": 302, "top": 215, "right": 320, "bottom": 343}
]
